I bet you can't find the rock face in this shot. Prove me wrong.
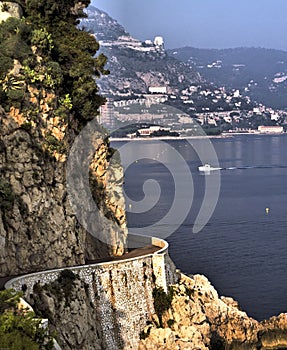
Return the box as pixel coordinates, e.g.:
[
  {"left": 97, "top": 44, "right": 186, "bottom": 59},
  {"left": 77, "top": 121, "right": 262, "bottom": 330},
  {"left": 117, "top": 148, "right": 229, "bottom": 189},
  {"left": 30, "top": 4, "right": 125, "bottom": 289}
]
[
  {"left": 0, "top": 93, "right": 127, "bottom": 276},
  {"left": 0, "top": 0, "right": 129, "bottom": 277},
  {"left": 13, "top": 248, "right": 177, "bottom": 350},
  {"left": 0, "top": 2, "right": 23, "bottom": 22},
  {"left": 139, "top": 273, "right": 287, "bottom": 350},
  {"left": 80, "top": 6, "right": 201, "bottom": 96},
  {"left": 97, "top": 45, "right": 201, "bottom": 96},
  {"left": 30, "top": 271, "right": 103, "bottom": 350},
  {"left": 89, "top": 142, "right": 127, "bottom": 257}
]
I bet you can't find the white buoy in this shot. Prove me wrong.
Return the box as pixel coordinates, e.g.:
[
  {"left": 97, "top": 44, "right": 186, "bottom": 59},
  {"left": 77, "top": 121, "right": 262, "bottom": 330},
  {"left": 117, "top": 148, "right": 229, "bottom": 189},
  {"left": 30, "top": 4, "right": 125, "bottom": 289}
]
[{"left": 265, "top": 207, "right": 269, "bottom": 214}]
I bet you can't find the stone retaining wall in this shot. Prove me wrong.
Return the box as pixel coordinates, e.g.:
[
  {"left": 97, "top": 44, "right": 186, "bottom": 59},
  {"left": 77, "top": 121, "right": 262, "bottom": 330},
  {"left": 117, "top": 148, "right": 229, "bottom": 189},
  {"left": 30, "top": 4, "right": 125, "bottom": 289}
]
[{"left": 6, "top": 234, "right": 178, "bottom": 349}]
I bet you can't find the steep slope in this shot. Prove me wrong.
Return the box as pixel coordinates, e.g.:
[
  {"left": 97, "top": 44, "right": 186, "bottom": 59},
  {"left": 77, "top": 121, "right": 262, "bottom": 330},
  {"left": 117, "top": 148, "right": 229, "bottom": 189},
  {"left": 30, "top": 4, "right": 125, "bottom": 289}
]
[
  {"left": 82, "top": 6, "right": 128, "bottom": 41},
  {"left": 0, "top": 108, "right": 127, "bottom": 276},
  {"left": 169, "top": 47, "right": 287, "bottom": 108},
  {"left": 80, "top": 6, "right": 202, "bottom": 96},
  {"left": 0, "top": 1, "right": 127, "bottom": 277},
  {"left": 139, "top": 274, "right": 287, "bottom": 350}
]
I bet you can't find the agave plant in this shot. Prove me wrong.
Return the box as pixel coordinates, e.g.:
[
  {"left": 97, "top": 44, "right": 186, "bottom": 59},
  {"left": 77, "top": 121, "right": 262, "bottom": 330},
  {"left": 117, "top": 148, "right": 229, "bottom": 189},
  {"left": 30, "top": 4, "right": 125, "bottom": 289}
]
[{"left": 1, "top": 74, "right": 23, "bottom": 92}]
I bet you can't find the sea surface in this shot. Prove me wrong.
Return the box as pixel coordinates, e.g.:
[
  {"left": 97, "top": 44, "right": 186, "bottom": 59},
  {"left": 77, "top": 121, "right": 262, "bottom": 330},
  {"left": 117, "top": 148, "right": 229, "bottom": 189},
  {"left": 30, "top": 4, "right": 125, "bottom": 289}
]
[{"left": 112, "top": 134, "right": 287, "bottom": 321}]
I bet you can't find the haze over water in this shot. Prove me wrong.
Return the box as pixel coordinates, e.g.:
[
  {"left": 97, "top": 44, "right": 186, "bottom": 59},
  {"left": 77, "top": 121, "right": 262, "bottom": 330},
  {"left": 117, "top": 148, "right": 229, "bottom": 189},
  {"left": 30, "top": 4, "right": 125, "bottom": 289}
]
[{"left": 112, "top": 134, "right": 287, "bottom": 320}]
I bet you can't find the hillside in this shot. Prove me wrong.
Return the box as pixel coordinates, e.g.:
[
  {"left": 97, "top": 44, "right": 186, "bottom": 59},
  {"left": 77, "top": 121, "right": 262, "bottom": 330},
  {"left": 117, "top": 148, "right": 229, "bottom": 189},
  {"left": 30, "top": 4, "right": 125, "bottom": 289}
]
[
  {"left": 80, "top": 6, "right": 202, "bottom": 96},
  {"left": 81, "top": 5, "right": 129, "bottom": 41},
  {"left": 168, "top": 47, "right": 287, "bottom": 109}
]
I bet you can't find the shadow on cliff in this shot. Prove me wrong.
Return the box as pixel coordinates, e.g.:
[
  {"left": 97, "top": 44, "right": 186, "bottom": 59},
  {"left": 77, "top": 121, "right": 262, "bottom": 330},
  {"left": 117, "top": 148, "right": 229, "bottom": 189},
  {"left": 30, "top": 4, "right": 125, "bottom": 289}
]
[
  {"left": 27, "top": 269, "right": 127, "bottom": 350},
  {"left": 0, "top": 116, "right": 119, "bottom": 278}
]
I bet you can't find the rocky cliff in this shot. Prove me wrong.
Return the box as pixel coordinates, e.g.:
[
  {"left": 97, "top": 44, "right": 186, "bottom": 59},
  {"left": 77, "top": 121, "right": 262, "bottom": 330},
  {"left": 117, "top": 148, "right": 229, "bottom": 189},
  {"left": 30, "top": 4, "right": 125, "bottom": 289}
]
[
  {"left": 14, "top": 266, "right": 287, "bottom": 350},
  {"left": 139, "top": 273, "right": 287, "bottom": 350},
  {"left": 0, "top": 86, "right": 127, "bottom": 277},
  {"left": 0, "top": 1, "right": 127, "bottom": 278},
  {"left": 31, "top": 271, "right": 103, "bottom": 350}
]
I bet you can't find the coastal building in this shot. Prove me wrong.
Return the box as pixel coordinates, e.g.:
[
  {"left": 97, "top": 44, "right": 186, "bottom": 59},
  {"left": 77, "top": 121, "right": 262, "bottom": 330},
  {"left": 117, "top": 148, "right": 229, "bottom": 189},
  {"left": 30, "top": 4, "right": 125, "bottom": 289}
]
[
  {"left": 271, "top": 112, "right": 280, "bottom": 121},
  {"left": 258, "top": 125, "right": 284, "bottom": 134},
  {"left": 137, "top": 126, "right": 171, "bottom": 137},
  {"left": 233, "top": 89, "right": 240, "bottom": 98},
  {"left": 99, "top": 99, "right": 116, "bottom": 129},
  {"left": 138, "top": 128, "right": 153, "bottom": 136},
  {"left": 148, "top": 86, "right": 167, "bottom": 94},
  {"left": 154, "top": 36, "right": 164, "bottom": 48},
  {"left": 144, "top": 39, "right": 153, "bottom": 46}
]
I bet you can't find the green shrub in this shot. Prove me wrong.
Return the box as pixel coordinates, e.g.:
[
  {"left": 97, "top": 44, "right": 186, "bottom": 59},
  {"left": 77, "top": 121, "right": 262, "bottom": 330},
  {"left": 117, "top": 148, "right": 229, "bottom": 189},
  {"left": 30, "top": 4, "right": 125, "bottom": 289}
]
[
  {"left": 0, "top": 289, "right": 22, "bottom": 312},
  {"left": 152, "top": 286, "right": 174, "bottom": 327},
  {"left": 37, "top": 270, "right": 78, "bottom": 307},
  {"left": 167, "top": 318, "right": 175, "bottom": 328},
  {"left": 0, "top": 179, "right": 15, "bottom": 210},
  {"left": 31, "top": 28, "right": 54, "bottom": 54},
  {"left": 0, "top": 289, "right": 54, "bottom": 349},
  {"left": 44, "top": 133, "right": 67, "bottom": 155},
  {"left": 1, "top": 3, "right": 10, "bottom": 12},
  {"left": 0, "top": 1, "right": 107, "bottom": 125},
  {"left": 185, "top": 287, "right": 193, "bottom": 298},
  {"left": 21, "top": 121, "right": 32, "bottom": 131}
]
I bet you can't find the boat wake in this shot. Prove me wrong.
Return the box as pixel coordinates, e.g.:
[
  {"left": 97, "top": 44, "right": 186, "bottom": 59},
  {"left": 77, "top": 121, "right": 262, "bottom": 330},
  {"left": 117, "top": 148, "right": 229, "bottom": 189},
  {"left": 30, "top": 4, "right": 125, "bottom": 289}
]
[
  {"left": 198, "top": 164, "right": 287, "bottom": 172},
  {"left": 223, "top": 165, "right": 287, "bottom": 170}
]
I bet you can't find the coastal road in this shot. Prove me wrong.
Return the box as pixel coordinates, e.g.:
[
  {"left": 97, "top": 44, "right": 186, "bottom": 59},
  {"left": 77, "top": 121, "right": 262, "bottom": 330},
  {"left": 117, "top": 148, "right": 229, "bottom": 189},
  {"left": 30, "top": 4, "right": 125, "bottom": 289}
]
[{"left": 0, "top": 245, "right": 160, "bottom": 290}]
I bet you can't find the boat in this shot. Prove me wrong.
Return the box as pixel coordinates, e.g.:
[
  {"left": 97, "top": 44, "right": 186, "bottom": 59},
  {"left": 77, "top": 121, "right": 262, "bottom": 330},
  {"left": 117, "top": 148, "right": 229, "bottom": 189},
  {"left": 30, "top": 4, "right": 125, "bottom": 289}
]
[{"left": 198, "top": 164, "right": 222, "bottom": 172}]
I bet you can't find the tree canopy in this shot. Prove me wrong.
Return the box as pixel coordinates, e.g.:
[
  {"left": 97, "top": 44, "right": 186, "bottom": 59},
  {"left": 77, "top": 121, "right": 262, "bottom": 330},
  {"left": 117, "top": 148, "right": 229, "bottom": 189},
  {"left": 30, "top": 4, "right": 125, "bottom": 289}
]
[{"left": 0, "top": 0, "right": 108, "bottom": 123}]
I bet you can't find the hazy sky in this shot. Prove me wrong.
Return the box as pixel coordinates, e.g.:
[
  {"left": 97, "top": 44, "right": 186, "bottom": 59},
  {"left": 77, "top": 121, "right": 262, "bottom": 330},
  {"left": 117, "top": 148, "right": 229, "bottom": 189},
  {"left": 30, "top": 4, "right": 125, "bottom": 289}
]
[{"left": 91, "top": 0, "right": 287, "bottom": 51}]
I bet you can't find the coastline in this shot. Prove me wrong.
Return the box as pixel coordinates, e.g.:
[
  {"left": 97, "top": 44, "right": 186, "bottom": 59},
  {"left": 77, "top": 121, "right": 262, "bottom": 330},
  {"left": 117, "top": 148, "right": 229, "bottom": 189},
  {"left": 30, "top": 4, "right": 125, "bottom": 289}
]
[
  {"left": 110, "top": 132, "right": 286, "bottom": 142},
  {"left": 110, "top": 135, "right": 231, "bottom": 142}
]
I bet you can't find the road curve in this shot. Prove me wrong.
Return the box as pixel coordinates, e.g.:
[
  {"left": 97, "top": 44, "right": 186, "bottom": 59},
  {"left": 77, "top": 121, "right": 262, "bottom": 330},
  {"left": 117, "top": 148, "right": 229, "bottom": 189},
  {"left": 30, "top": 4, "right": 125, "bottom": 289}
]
[{"left": 1, "top": 244, "right": 162, "bottom": 290}]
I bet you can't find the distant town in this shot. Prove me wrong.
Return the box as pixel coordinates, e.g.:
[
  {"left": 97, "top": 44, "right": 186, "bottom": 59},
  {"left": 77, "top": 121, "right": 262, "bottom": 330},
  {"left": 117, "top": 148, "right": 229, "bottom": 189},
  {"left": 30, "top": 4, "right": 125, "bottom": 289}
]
[
  {"left": 99, "top": 78, "right": 287, "bottom": 138},
  {"left": 83, "top": 7, "right": 287, "bottom": 138}
]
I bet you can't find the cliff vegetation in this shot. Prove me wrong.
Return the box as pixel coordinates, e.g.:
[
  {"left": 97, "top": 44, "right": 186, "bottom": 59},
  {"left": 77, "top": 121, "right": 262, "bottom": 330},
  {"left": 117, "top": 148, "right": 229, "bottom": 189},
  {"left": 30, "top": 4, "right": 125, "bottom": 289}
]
[
  {"left": 0, "top": 289, "right": 54, "bottom": 349},
  {"left": 139, "top": 274, "right": 287, "bottom": 350},
  {"left": 0, "top": 0, "right": 127, "bottom": 277}
]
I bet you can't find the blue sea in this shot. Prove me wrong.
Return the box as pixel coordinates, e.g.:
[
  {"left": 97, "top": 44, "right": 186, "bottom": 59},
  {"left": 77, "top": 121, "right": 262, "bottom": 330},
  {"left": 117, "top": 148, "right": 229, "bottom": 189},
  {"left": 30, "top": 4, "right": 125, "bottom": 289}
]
[{"left": 112, "top": 134, "right": 287, "bottom": 321}]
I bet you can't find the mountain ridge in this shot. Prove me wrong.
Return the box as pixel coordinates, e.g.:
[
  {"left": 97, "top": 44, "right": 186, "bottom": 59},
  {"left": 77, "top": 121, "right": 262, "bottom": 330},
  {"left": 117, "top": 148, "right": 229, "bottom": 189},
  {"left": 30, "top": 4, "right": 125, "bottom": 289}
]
[
  {"left": 80, "top": 6, "right": 202, "bottom": 97},
  {"left": 82, "top": 5, "right": 129, "bottom": 41}
]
